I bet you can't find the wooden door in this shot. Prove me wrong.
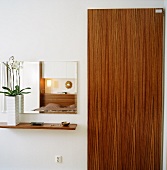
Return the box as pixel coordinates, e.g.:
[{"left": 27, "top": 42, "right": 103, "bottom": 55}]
[{"left": 88, "top": 9, "right": 163, "bottom": 170}]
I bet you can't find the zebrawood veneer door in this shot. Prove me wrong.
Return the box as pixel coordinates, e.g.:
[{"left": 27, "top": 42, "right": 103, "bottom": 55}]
[{"left": 88, "top": 9, "right": 163, "bottom": 170}]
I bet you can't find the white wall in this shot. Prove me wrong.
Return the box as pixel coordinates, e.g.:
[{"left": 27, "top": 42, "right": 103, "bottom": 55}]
[{"left": 0, "top": 0, "right": 164, "bottom": 170}]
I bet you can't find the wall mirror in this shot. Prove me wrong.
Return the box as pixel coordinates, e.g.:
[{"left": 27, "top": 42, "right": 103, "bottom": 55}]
[{"left": 0, "top": 61, "right": 77, "bottom": 114}]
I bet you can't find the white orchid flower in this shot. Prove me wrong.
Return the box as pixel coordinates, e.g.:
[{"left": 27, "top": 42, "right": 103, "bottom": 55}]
[
  {"left": 8, "top": 56, "right": 14, "bottom": 66},
  {"left": 3, "top": 56, "right": 23, "bottom": 90},
  {"left": 12, "top": 61, "right": 20, "bottom": 70},
  {"left": 19, "top": 61, "right": 23, "bottom": 69}
]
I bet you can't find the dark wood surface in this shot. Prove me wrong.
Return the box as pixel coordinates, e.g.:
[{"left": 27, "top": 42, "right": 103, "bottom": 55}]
[
  {"left": 88, "top": 9, "right": 163, "bottom": 170},
  {"left": 0, "top": 122, "right": 77, "bottom": 130},
  {"left": 40, "top": 93, "right": 77, "bottom": 107}
]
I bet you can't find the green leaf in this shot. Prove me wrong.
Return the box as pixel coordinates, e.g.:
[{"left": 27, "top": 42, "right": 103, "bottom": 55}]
[
  {"left": 0, "top": 92, "right": 10, "bottom": 95},
  {"left": 21, "top": 92, "right": 31, "bottom": 94},
  {"left": 15, "top": 85, "right": 20, "bottom": 94},
  {"left": 2, "top": 86, "right": 12, "bottom": 93},
  {"left": 0, "top": 85, "right": 31, "bottom": 96},
  {"left": 20, "top": 87, "right": 31, "bottom": 92},
  {"left": 11, "top": 89, "right": 18, "bottom": 96},
  {"left": 15, "top": 85, "right": 20, "bottom": 90}
]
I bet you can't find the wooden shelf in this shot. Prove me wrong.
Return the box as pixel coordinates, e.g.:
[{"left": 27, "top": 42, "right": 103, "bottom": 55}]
[{"left": 0, "top": 122, "right": 77, "bottom": 130}]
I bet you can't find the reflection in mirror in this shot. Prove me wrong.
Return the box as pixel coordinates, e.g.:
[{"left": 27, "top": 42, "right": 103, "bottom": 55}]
[
  {"left": 38, "top": 61, "right": 77, "bottom": 114},
  {"left": 21, "top": 62, "right": 40, "bottom": 112},
  {"left": 65, "top": 81, "right": 73, "bottom": 89},
  {"left": 0, "top": 61, "right": 77, "bottom": 114}
]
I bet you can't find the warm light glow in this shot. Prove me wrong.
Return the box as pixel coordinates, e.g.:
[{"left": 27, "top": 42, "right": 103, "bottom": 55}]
[{"left": 46, "top": 80, "right": 52, "bottom": 87}]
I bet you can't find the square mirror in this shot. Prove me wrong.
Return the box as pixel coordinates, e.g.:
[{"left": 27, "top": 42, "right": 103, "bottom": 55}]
[{"left": 0, "top": 61, "right": 78, "bottom": 114}]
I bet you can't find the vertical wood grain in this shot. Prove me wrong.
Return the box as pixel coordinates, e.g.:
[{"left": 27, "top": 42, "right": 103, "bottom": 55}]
[
  {"left": 88, "top": 9, "right": 163, "bottom": 170},
  {"left": 40, "top": 62, "right": 45, "bottom": 107}
]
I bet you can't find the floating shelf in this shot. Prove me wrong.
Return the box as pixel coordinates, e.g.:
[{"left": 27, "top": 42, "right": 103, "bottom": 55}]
[{"left": 0, "top": 122, "right": 77, "bottom": 130}]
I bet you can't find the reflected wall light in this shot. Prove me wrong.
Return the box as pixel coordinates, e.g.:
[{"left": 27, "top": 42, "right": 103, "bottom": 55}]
[
  {"left": 65, "top": 81, "right": 72, "bottom": 89},
  {"left": 46, "top": 79, "right": 52, "bottom": 87}
]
